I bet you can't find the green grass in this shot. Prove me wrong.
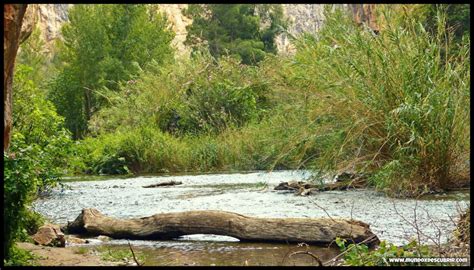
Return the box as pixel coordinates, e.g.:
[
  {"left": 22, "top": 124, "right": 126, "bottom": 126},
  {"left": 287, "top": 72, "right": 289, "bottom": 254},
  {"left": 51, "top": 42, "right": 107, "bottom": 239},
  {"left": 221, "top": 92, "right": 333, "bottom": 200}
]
[
  {"left": 74, "top": 247, "right": 89, "bottom": 255},
  {"left": 96, "top": 246, "right": 146, "bottom": 264}
]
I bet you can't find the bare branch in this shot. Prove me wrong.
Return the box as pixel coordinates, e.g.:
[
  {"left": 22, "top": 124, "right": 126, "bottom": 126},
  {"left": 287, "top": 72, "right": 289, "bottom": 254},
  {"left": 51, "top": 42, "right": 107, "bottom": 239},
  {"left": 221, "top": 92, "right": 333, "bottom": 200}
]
[
  {"left": 307, "top": 197, "right": 336, "bottom": 223},
  {"left": 128, "top": 241, "right": 142, "bottom": 266},
  {"left": 289, "top": 251, "right": 323, "bottom": 266}
]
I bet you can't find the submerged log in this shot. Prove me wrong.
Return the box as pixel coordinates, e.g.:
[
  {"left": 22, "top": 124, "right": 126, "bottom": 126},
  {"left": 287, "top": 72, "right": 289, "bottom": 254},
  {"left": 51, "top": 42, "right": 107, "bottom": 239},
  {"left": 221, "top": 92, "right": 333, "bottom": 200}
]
[
  {"left": 142, "top": 181, "right": 182, "bottom": 188},
  {"left": 67, "top": 208, "right": 380, "bottom": 247}
]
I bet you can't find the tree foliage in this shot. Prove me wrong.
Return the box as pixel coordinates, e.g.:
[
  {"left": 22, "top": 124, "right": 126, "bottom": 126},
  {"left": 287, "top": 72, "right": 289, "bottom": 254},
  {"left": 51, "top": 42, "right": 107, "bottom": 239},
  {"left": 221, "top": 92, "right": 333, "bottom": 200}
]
[
  {"left": 89, "top": 53, "right": 272, "bottom": 136},
  {"left": 184, "top": 4, "right": 287, "bottom": 65},
  {"left": 4, "top": 63, "right": 74, "bottom": 261},
  {"left": 48, "top": 4, "right": 175, "bottom": 138}
]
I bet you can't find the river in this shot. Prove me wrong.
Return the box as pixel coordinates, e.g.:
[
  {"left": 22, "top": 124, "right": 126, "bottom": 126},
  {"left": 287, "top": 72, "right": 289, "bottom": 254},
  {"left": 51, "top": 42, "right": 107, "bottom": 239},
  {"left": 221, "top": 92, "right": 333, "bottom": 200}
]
[{"left": 32, "top": 170, "right": 469, "bottom": 266}]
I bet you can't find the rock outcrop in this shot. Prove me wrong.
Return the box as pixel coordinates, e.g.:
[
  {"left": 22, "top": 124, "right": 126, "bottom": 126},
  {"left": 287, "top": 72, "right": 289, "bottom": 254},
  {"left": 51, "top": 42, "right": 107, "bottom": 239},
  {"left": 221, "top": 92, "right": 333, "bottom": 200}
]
[
  {"left": 27, "top": 4, "right": 380, "bottom": 57},
  {"left": 158, "top": 4, "right": 192, "bottom": 56},
  {"left": 19, "top": 4, "right": 38, "bottom": 43},
  {"left": 348, "top": 4, "right": 379, "bottom": 33},
  {"left": 275, "top": 4, "right": 326, "bottom": 55},
  {"left": 37, "top": 4, "right": 71, "bottom": 42}
]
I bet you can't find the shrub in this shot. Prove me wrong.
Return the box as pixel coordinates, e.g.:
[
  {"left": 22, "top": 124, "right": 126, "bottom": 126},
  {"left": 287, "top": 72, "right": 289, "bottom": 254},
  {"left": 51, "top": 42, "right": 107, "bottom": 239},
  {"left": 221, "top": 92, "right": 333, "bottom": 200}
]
[
  {"left": 3, "top": 245, "right": 37, "bottom": 266},
  {"left": 90, "top": 53, "right": 272, "bottom": 136},
  {"left": 292, "top": 5, "right": 470, "bottom": 196},
  {"left": 335, "top": 238, "right": 433, "bottom": 266},
  {"left": 21, "top": 209, "right": 46, "bottom": 238},
  {"left": 4, "top": 63, "right": 73, "bottom": 260}
]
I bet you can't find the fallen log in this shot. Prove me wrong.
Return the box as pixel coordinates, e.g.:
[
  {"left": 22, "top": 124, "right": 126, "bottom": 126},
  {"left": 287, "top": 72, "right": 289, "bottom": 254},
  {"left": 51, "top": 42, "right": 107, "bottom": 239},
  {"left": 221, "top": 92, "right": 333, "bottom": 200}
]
[
  {"left": 67, "top": 208, "right": 380, "bottom": 247},
  {"left": 142, "top": 180, "right": 182, "bottom": 188}
]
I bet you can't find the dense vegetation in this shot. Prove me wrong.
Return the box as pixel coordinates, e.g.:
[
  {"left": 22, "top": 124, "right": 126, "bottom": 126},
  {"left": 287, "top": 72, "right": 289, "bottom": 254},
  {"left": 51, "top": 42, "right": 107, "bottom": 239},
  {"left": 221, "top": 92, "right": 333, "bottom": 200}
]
[
  {"left": 48, "top": 4, "right": 175, "bottom": 139},
  {"left": 4, "top": 4, "right": 470, "bottom": 264},
  {"left": 184, "top": 4, "right": 287, "bottom": 65},
  {"left": 290, "top": 6, "right": 470, "bottom": 196},
  {"left": 4, "top": 28, "right": 72, "bottom": 263}
]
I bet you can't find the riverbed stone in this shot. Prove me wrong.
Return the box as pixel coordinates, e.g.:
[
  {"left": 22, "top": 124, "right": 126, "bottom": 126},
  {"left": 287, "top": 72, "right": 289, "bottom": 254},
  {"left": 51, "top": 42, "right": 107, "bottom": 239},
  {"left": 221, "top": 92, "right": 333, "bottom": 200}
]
[
  {"left": 65, "top": 235, "right": 88, "bottom": 245},
  {"left": 32, "top": 224, "right": 66, "bottom": 247},
  {"left": 98, "top": 235, "right": 111, "bottom": 242}
]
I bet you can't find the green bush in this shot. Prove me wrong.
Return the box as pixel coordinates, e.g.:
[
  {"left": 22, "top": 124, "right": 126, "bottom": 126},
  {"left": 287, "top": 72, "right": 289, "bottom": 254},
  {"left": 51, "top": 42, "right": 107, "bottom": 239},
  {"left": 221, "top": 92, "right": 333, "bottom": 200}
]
[
  {"left": 4, "top": 63, "right": 73, "bottom": 260},
  {"left": 20, "top": 209, "right": 46, "bottom": 240},
  {"left": 89, "top": 53, "right": 272, "bottom": 136},
  {"left": 3, "top": 245, "right": 37, "bottom": 266},
  {"left": 77, "top": 52, "right": 324, "bottom": 175},
  {"left": 335, "top": 238, "right": 433, "bottom": 266},
  {"left": 291, "top": 5, "right": 470, "bottom": 196},
  {"left": 4, "top": 146, "right": 39, "bottom": 259}
]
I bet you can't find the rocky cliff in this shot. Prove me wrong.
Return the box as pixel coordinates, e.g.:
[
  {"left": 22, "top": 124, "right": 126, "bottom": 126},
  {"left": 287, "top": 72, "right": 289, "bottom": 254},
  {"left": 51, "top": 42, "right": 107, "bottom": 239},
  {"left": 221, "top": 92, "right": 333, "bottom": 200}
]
[
  {"left": 23, "top": 4, "right": 379, "bottom": 56},
  {"left": 28, "top": 4, "right": 333, "bottom": 56},
  {"left": 276, "top": 4, "right": 326, "bottom": 55}
]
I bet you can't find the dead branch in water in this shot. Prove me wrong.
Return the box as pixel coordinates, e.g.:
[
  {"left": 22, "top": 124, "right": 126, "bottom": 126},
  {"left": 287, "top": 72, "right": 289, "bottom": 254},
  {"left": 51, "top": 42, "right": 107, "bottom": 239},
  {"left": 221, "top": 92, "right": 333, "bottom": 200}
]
[
  {"left": 289, "top": 251, "right": 323, "bottom": 266},
  {"left": 142, "top": 181, "right": 182, "bottom": 188},
  {"left": 128, "top": 241, "right": 142, "bottom": 266}
]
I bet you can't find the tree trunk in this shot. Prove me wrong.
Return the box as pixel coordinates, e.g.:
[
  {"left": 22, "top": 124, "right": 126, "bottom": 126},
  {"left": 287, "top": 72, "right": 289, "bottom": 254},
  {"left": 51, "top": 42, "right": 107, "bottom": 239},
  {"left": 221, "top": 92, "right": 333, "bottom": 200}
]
[
  {"left": 3, "top": 4, "right": 28, "bottom": 151},
  {"left": 67, "top": 208, "right": 380, "bottom": 247}
]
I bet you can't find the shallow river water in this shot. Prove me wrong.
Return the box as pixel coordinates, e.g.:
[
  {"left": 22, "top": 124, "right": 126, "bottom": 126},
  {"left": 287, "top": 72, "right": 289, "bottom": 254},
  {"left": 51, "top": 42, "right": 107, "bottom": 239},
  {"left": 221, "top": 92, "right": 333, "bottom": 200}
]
[{"left": 32, "top": 170, "right": 469, "bottom": 266}]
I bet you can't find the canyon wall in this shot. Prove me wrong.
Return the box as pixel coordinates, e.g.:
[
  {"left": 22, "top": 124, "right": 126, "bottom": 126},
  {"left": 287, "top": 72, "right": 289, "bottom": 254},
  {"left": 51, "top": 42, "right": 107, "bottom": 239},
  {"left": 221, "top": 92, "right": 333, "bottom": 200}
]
[
  {"left": 27, "top": 4, "right": 337, "bottom": 56},
  {"left": 21, "top": 4, "right": 380, "bottom": 56}
]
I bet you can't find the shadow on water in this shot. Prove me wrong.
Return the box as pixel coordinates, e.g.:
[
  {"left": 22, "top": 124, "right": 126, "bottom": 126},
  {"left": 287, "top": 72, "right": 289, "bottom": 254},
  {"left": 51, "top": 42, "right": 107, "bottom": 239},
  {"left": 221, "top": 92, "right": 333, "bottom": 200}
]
[{"left": 85, "top": 239, "right": 340, "bottom": 266}]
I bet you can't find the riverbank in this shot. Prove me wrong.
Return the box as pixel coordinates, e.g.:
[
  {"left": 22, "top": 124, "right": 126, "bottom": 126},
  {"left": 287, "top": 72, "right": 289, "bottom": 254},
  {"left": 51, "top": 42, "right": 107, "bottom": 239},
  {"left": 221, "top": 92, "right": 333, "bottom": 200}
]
[{"left": 16, "top": 242, "right": 117, "bottom": 266}]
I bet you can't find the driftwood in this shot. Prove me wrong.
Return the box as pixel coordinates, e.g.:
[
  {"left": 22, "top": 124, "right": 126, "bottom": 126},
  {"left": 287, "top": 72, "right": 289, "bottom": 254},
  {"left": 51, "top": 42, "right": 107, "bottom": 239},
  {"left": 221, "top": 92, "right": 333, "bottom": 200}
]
[
  {"left": 67, "top": 208, "right": 379, "bottom": 247},
  {"left": 274, "top": 173, "right": 368, "bottom": 195},
  {"left": 142, "top": 181, "right": 182, "bottom": 188}
]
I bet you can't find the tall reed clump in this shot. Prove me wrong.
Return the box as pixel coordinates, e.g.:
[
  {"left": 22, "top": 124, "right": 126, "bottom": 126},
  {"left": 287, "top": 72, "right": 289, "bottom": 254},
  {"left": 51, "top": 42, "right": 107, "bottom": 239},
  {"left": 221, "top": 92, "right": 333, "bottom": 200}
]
[{"left": 292, "top": 5, "right": 470, "bottom": 196}]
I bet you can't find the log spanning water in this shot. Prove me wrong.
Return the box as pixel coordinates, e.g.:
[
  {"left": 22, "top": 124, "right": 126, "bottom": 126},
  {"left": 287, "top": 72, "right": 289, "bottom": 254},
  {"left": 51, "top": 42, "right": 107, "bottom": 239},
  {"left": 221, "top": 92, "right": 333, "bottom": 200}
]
[{"left": 67, "top": 208, "right": 380, "bottom": 246}]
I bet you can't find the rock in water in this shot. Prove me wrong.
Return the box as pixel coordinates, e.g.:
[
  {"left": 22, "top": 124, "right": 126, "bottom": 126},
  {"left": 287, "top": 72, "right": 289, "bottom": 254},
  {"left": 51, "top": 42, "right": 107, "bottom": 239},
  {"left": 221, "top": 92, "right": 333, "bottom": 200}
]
[
  {"left": 65, "top": 235, "right": 88, "bottom": 245},
  {"left": 98, "top": 235, "right": 112, "bottom": 242},
  {"left": 32, "top": 224, "right": 66, "bottom": 247}
]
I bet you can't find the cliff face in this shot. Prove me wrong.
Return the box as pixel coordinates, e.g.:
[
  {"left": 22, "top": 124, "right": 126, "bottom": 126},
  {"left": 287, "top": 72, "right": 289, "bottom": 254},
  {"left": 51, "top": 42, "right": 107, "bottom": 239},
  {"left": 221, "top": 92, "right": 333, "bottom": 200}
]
[
  {"left": 157, "top": 4, "right": 192, "bottom": 56},
  {"left": 37, "top": 4, "right": 71, "bottom": 42},
  {"left": 276, "top": 4, "right": 326, "bottom": 55},
  {"left": 30, "top": 4, "right": 330, "bottom": 55},
  {"left": 24, "top": 4, "right": 379, "bottom": 56}
]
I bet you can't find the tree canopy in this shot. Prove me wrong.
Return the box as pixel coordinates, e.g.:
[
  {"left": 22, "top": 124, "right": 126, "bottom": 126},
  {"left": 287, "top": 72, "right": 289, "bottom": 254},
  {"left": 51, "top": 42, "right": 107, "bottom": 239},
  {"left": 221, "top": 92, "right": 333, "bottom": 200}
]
[
  {"left": 49, "top": 4, "right": 175, "bottom": 138},
  {"left": 184, "top": 4, "right": 287, "bottom": 65}
]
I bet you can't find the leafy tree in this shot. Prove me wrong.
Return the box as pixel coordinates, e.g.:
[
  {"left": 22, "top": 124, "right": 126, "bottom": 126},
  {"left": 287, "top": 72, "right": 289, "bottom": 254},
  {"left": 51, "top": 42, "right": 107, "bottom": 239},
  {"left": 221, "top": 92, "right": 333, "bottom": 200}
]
[
  {"left": 4, "top": 62, "right": 74, "bottom": 261},
  {"left": 184, "top": 4, "right": 287, "bottom": 65},
  {"left": 49, "top": 4, "right": 175, "bottom": 138}
]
